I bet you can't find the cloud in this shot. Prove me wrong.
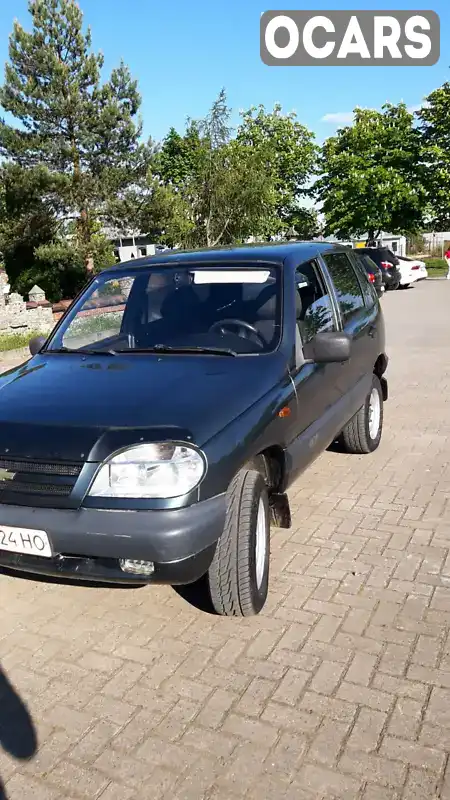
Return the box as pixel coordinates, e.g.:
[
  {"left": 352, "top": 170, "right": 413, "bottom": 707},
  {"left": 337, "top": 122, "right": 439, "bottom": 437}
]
[
  {"left": 322, "top": 101, "right": 427, "bottom": 126},
  {"left": 407, "top": 101, "right": 429, "bottom": 114},
  {"left": 321, "top": 111, "right": 354, "bottom": 124}
]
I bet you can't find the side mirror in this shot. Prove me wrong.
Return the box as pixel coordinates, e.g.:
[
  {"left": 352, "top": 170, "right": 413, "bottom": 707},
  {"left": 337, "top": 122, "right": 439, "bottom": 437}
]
[
  {"left": 29, "top": 335, "right": 47, "bottom": 356},
  {"left": 311, "top": 331, "right": 351, "bottom": 363}
]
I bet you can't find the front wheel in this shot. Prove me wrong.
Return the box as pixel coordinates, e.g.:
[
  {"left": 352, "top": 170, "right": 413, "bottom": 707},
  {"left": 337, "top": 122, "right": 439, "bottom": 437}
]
[
  {"left": 339, "top": 374, "right": 383, "bottom": 455},
  {"left": 208, "top": 470, "right": 270, "bottom": 617}
]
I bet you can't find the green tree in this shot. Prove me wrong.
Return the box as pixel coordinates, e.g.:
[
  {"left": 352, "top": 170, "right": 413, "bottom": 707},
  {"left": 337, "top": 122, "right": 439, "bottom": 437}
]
[
  {"left": 0, "top": 0, "right": 151, "bottom": 269},
  {"left": 0, "top": 162, "right": 60, "bottom": 291},
  {"left": 150, "top": 92, "right": 318, "bottom": 247},
  {"left": 157, "top": 126, "right": 203, "bottom": 189},
  {"left": 236, "top": 104, "right": 318, "bottom": 239},
  {"left": 316, "top": 104, "right": 427, "bottom": 242},
  {"left": 418, "top": 81, "right": 450, "bottom": 230},
  {"left": 132, "top": 180, "right": 195, "bottom": 249},
  {"left": 151, "top": 90, "right": 274, "bottom": 247},
  {"left": 284, "top": 207, "right": 321, "bottom": 239}
]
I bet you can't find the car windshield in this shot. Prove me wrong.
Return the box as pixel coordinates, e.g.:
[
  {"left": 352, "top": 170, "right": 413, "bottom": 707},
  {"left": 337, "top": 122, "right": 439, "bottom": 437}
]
[{"left": 46, "top": 264, "right": 282, "bottom": 356}]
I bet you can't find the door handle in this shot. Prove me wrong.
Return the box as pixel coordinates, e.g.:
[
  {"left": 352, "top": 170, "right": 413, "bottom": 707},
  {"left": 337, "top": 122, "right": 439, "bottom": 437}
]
[{"left": 368, "top": 325, "right": 376, "bottom": 338}]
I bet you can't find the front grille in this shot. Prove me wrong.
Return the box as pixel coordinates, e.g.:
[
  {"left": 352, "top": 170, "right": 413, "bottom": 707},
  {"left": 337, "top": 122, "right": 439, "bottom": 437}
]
[
  {"left": 0, "top": 459, "right": 81, "bottom": 477},
  {"left": 0, "top": 458, "right": 83, "bottom": 499},
  {"left": 0, "top": 480, "right": 72, "bottom": 496}
]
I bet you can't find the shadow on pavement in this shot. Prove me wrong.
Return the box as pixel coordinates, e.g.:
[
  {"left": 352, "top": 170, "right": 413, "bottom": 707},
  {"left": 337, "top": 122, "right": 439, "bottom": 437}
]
[
  {"left": 326, "top": 438, "right": 347, "bottom": 454},
  {"left": 174, "top": 574, "right": 217, "bottom": 614},
  {"left": 0, "top": 666, "right": 37, "bottom": 799},
  {"left": 0, "top": 565, "right": 143, "bottom": 590}
]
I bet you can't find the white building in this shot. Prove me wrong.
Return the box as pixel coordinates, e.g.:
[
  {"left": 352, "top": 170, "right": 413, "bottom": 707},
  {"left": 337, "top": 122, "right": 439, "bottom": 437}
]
[
  {"left": 315, "top": 232, "right": 407, "bottom": 256},
  {"left": 352, "top": 233, "right": 407, "bottom": 256},
  {"left": 111, "top": 234, "right": 157, "bottom": 262}
]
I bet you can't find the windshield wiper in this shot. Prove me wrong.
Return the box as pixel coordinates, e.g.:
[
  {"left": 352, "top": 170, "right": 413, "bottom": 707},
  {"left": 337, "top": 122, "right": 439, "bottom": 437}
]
[
  {"left": 47, "top": 347, "right": 118, "bottom": 355},
  {"left": 116, "top": 344, "right": 237, "bottom": 357}
]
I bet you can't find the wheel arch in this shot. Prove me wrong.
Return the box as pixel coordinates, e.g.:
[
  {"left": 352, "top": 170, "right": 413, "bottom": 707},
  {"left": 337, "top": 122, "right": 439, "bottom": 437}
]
[
  {"left": 374, "top": 353, "right": 388, "bottom": 401},
  {"left": 245, "top": 445, "right": 286, "bottom": 493}
]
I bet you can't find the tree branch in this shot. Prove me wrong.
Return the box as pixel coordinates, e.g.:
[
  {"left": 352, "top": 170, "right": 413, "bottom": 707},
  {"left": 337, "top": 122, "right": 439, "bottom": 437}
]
[{"left": 211, "top": 216, "right": 231, "bottom": 247}]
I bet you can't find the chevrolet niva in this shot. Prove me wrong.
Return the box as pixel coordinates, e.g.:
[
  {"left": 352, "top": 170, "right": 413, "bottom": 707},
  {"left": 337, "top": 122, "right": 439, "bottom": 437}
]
[{"left": 0, "top": 242, "right": 388, "bottom": 616}]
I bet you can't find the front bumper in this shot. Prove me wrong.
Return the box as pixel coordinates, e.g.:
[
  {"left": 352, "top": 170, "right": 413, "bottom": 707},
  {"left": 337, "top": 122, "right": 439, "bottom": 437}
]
[{"left": 0, "top": 494, "right": 226, "bottom": 585}]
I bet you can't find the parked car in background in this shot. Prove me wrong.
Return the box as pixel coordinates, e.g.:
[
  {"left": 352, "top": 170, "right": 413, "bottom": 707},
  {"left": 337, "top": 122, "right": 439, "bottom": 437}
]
[
  {"left": 396, "top": 255, "right": 428, "bottom": 282},
  {"left": 0, "top": 242, "right": 389, "bottom": 617},
  {"left": 352, "top": 251, "right": 383, "bottom": 297},
  {"left": 357, "top": 248, "right": 401, "bottom": 291},
  {"left": 395, "top": 257, "right": 420, "bottom": 289}
]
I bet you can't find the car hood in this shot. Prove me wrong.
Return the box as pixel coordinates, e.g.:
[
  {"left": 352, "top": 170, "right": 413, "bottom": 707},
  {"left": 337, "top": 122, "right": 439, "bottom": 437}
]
[{"left": 0, "top": 352, "right": 286, "bottom": 461}]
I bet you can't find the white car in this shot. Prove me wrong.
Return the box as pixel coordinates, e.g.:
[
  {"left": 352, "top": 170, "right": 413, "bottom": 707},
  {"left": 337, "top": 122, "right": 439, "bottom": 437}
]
[{"left": 396, "top": 255, "right": 428, "bottom": 286}]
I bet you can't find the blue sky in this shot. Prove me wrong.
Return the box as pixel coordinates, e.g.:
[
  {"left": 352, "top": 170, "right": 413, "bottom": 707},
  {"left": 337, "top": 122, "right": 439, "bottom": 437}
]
[{"left": 0, "top": 0, "right": 448, "bottom": 145}]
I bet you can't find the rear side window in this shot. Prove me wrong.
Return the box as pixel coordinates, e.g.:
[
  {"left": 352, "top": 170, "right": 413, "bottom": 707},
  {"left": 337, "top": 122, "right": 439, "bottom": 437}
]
[
  {"left": 353, "top": 255, "right": 379, "bottom": 308},
  {"left": 362, "top": 249, "right": 381, "bottom": 267},
  {"left": 295, "top": 260, "right": 336, "bottom": 344},
  {"left": 379, "top": 249, "right": 397, "bottom": 263},
  {"left": 323, "top": 252, "right": 365, "bottom": 323},
  {"left": 360, "top": 255, "right": 375, "bottom": 273}
]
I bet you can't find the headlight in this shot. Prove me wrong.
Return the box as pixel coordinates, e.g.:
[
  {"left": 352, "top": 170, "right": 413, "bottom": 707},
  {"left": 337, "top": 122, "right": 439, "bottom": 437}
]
[{"left": 88, "top": 443, "right": 206, "bottom": 499}]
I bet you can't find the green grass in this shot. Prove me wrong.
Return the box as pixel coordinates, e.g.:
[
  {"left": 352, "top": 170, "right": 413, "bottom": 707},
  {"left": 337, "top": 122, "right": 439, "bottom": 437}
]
[
  {"left": 0, "top": 329, "right": 43, "bottom": 352},
  {"left": 428, "top": 268, "right": 447, "bottom": 277},
  {"left": 420, "top": 257, "right": 448, "bottom": 278},
  {"left": 422, "top": 257, "right": 446, "bottom": 269}
]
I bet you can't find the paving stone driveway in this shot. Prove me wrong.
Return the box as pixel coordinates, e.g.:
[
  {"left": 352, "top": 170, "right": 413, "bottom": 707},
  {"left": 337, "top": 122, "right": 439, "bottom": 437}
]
[{"left": 1, "top": 280, "right": 450, "bottom": 800}]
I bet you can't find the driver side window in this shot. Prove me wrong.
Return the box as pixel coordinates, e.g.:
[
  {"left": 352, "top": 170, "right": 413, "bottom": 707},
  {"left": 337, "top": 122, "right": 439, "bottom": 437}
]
[{"left": 295, "top": 260, "right": 336, "bottom": 346}]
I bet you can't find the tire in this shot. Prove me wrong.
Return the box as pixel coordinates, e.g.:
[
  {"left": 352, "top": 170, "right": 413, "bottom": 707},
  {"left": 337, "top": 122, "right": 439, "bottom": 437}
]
[
  {"left": 339, "top": 374, "right": 383, "bottom": 455},
  {"left": 208, "top": 469, "right": 270, "bottom": 617},
  {"left": 399, "top": 283, "right": 409, "bottom": 290}
]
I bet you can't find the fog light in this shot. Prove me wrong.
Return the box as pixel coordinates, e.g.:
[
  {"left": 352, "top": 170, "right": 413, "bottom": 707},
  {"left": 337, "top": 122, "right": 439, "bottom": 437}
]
[{"left": 119, "top": 559, "right": 155, "bottom": 576}]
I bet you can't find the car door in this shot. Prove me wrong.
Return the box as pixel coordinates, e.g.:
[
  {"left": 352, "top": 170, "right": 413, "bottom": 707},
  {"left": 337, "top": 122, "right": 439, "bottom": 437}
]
[
  {"left": 284, "top": 258, "right": 343, "bottom": 481},
  {"left": 319, "top": 249, "right": 375, "bottom": 406}
]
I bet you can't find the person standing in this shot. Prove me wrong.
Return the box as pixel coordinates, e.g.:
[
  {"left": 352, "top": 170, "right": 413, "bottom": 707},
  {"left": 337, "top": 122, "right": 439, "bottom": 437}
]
[{"left": 445, "top": 246, "right": 450, "bottom": 279}]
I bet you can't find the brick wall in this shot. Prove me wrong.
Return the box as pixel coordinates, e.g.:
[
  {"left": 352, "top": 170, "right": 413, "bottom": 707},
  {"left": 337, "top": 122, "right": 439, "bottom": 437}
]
[{"left": 51, "top": 298, "right": 125, "bottom": 323}]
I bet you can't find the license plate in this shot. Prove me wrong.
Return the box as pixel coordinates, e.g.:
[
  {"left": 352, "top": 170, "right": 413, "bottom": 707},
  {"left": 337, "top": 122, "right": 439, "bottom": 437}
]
[{"left": 0, "top": 525, "right": 52, "bottom": 558}]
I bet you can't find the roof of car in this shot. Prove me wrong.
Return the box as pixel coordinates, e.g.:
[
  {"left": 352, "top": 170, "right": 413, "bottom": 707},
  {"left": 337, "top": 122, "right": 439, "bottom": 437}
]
[{"left": 104, "top": 241, "right": 351, "bottom": 275}]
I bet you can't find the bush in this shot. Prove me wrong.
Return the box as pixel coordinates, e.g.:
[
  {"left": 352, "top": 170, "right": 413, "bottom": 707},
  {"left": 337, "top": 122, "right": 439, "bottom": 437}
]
[
  {"left": 89, "top": 235, "right": 117, "bottom": 272},
  {"left": 14, "top": 242, "right": 87, "bottom": 303},
  {"left": 10, "top": 236, "right": 117, "bottom": 304},
  {"left": 422, "top": 257, "right": 447, "bottom": 269}
]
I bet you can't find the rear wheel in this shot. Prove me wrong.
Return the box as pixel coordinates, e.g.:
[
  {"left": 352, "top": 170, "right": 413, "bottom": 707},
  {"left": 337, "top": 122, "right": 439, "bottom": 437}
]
[
  {"left": 339, "top": 374, "right": 383, "bottom": 455},
  {"left": 208, "top": 470, "right": 270, "bottom": 617}
]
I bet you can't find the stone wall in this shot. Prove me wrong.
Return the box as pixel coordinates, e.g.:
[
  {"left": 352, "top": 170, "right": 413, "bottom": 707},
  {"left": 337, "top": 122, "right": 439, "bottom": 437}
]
[
  {"left": 0, "top": 271, "right": 54, "bottom": 336},
  {"left": 0, "top": 273, "right": 134, "bottom": 338}
]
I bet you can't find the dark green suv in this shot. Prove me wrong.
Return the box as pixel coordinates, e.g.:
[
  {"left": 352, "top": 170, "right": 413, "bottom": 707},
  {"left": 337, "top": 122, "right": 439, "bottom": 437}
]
[{"left": 0, "top": 242, "right": 388, "bottom": 616}]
